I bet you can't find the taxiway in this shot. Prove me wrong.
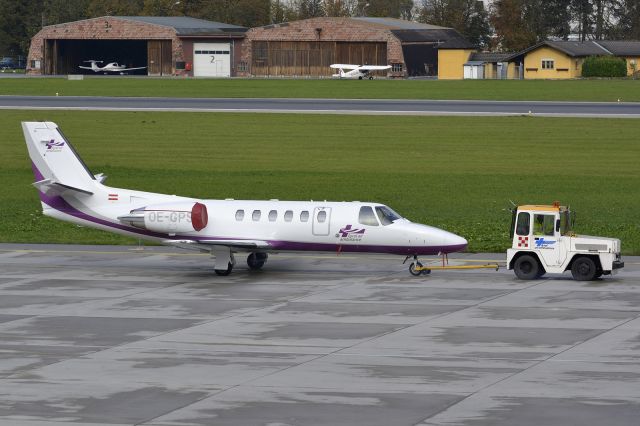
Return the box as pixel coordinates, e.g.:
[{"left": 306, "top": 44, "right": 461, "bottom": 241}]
[{"left": 2, "top": 95, "right": 640, "bottom": 117}]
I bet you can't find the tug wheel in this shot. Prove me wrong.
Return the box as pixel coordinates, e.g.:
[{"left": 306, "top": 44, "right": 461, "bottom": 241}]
[
  {"left": 513, "top": 255, "right": 540, "bottom": 280},
  {"left": 571, "top": 256, "right": 597, "bottom": 281}
]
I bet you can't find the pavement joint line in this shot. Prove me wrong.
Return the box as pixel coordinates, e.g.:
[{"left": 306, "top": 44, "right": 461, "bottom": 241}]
[{"left": 415, "top": 284, "right": 640, "bottom": 424}]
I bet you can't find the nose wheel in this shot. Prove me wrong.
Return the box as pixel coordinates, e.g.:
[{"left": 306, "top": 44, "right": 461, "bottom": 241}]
[{"left": 405, "top": 255, "right": 431, "bottom": 276}]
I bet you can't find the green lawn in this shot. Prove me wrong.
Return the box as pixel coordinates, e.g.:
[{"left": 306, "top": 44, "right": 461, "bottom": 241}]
[
  {"left": 1, "top": 78, "right": 640, "bottom": 102},
  {"left": 1, "top": 110, "right": 638, "bottom": 254}
]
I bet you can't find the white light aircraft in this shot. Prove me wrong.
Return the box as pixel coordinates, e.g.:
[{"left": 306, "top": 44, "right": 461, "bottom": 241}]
[
  {"left": 79, "top": 60, "right": 147, "bottom": 74},
  {"left": 23, "top": 122, "right": 468, "bottom": 275},
  {"left": 330, "top": 64, "right": 391, "bottom": 79}
]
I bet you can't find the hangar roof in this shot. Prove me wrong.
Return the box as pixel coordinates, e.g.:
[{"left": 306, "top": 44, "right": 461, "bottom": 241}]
[
  {"left": 351, "top": 17, "right": 447, "bottom": 30},
  {"left": 116, "top": 16, "right": 247, "bottom": 35}
]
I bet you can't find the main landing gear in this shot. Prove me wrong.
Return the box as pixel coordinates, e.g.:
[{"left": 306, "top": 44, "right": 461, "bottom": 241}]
[
  {"left": 213, "top": 250, "right": 268, "bottom": 276},
  {"left": 247, "top": 252, "right": 268, "bottom": 271}
]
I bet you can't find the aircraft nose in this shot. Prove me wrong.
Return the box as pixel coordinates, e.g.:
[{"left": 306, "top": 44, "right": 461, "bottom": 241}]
[{"left": 443, "top": 232, "right": 468, "bottom": 252}]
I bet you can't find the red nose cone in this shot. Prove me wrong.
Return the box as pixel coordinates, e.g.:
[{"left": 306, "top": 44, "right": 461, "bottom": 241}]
[{"left": 191, "top": 202, "right": 208, "bottom": 231}]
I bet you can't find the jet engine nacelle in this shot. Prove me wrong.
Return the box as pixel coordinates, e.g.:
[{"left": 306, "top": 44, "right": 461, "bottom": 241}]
[{"left": 119, "top": 201, "right": 208, "bottom": 234}]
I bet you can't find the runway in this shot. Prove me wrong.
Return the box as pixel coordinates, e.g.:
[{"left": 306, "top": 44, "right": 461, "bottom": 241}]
[
  {"left": 2, "top": 95, "right": 640, "bottom": 117},
  {"left": 0, "top": 243, "right": 638, "bottom": 426}
]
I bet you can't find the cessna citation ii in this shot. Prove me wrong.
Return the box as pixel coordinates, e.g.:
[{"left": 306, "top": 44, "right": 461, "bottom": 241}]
[
  {"left": 23, "top": 122, "right": 468, "bottom": 275},
  {"left": 79, "top": 60, "right": 147, "bottom": 74},
  {"left": 330, "top": 64, "right": 392, "bottom": 79}
]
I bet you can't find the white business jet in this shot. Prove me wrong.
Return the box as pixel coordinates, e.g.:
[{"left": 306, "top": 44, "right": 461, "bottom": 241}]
[
  {"left": 23, "top": 122, "right": 467, "bottom": 275},
  {"left": 79, "top": 60, "right": 147, "bottom": 74},
  {"left": 330, "top": 64, "right": 391, "bottom": 79}
]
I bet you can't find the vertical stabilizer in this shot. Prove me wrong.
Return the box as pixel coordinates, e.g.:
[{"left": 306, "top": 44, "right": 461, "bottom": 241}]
[{"left": 23, "top": 121, "right": 96, "bottom": 195}]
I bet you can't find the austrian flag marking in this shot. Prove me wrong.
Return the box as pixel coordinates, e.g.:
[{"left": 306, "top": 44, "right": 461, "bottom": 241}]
[
  {"left": 517, "top": 236, "right": 529, "bottom": 248},
  {"left": 108, "top": 194, "right": 118, "bottom": 201}
]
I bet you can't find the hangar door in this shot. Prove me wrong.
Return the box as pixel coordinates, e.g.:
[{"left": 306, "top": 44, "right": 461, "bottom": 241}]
[{"left": 194, "top": 43, "right": 231, "bottom": 77}]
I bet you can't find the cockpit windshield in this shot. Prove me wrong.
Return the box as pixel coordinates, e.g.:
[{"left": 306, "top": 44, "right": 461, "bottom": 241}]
[{"left": 375, "top": 205, "right": 402, "bottom": 226}]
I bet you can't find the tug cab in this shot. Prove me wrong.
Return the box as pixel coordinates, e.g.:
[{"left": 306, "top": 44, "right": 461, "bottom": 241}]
[{"left": 507, "top": 202, "right": 624, "bottom": 281}]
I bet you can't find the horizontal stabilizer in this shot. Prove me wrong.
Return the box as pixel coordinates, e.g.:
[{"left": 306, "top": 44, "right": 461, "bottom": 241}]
[{"left": 33, "top": 178, "right": 94, "bottom": 197}]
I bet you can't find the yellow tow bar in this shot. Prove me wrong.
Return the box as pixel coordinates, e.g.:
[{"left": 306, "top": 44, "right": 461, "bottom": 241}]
[{"left": 406, "top": 254, "right": 500, "bottom": 276}]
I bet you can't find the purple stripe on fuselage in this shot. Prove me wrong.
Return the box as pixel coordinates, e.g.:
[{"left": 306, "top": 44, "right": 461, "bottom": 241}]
[{"left": 30, "top": 162, "right": 466, "bottom": 255}]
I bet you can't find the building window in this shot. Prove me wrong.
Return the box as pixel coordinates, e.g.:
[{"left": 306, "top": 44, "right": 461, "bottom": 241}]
[
  {"left": 300, "top": 211, "right": 309, "bottom": 222},
  {"left": 252, "top": 210, "right": 261, "bottom": 221},
  {"left": 235, "top": 209, "right": 244, "bottom": 221},
  {"left": 284, "top": 210, "right": 293, "bottom": 222},
  {"left": 238, "top": 61, "right": 249, "bottom": 72},
  {"left": 391, "top": 63, "right": 403, "bottom": 72},
  {"left": 542, "top": 59, "right": 555, "bottom": 69},
  {"left": 268, "top": 210, "right": 277, "bottom": 222}
]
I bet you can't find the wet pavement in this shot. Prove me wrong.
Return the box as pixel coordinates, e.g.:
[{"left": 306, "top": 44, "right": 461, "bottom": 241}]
[{"left": 0, "top": 244, "right": 638, "bottom": 426}]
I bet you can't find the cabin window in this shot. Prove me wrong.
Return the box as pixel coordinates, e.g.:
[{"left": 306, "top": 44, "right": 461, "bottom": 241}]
[
  {"left": 268, "top": 210, "right": 277, "bottom": 222},
  {"left": 533, "top": 214, "right": 555, "bottom": 236},
  {"left": 284, "top": 210, "right": 293, "bottom": 222},
  {"left": 375, "top": 205, "right": 401, "bottom": 226},
  {"left": 317, "top": 210, "right": 327, "bottom": 223},
  {"left": 359, "top": 206, "right": 379, "bottom": 226},
  {"left": 300, "top": 211, "right": 309, "bottom": 222},
  {"left": 516, "top": 212, "right": 530, "bottom": 236},
  {"left": 235, "top": 209, "right": 244, "bottom": 221},
  {"left": 542, "top": 59, "right": 554, "bottom": 69},
  {"left": 252, "top": 210, "right": 261, "bottom": 221}
]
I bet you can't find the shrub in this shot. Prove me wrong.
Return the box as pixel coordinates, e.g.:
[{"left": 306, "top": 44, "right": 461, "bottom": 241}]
[{"left": 582, "top": 55, "right": 628, "bottom": 77}]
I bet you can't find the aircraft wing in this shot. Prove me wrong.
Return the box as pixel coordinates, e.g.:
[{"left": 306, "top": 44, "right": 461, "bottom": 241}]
[
  {"left": 330, "top": 64, "right": 359, "bottom": 70},
  {"left": 359, "top": 65, "right": 392, "bottom": 71},
  {"left": 78, "top": 66, "right": 95, "bottom": 71},
  {"left": 117, "top": 66, "right": 147, "bottom": 71},
  {"left": 164, "top": 239, "right": 272, "bottom": 251}
]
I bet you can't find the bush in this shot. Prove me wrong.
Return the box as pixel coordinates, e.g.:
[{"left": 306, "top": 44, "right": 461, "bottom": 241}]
[{"left": 582, "top": 55, "right": 628, "bottom": 78}]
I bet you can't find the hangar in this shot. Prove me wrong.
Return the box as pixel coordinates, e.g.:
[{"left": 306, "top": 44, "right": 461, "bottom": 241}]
[
  {"left": 238, "top": 17, "right": 475, "bottom": 78},
  {"left": 26, "top": 16, "right": 247, "bottom": 77}
]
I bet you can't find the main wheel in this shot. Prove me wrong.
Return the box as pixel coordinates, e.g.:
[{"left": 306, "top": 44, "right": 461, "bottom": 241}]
[
  {"left": 409, "top": 262, "right": 423, "bottom": 276},
  {"left": 368, "top": 76, "right": 373, "bottom": 80},
  {"left": 247, "top": 252, "right": 268, "bottom": 270},
  {"left": 571, "top": 256, "right": 597, "bottom": 281},
  {"left": 214, "top": 262, "right": 234, "bottom": 276},
  {"left": 513, "top": 255, "right": 541, "bottom": 280}
]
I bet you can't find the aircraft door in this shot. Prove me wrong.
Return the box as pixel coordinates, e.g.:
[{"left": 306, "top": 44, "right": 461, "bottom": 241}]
[{"left": 312, "top": 207, "right": 331, "bottom": 236}]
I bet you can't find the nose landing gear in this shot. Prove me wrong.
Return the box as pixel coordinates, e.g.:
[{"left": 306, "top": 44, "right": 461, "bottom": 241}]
[{"left": 404, "top": 255, "right": 431, "bottom": 276}]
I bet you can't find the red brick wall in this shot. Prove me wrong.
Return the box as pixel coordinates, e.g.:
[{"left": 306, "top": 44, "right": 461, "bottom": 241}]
[{"left": 239, "top": 17, "right": 405, "bottom": 77}]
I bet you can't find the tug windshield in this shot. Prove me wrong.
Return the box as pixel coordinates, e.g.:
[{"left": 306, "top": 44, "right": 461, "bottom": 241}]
[{"left": 375, "top": 205, "right": 402, "bottom": 226}]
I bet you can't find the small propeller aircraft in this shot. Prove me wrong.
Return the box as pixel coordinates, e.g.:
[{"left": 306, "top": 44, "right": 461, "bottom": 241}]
[
  {"left": 79, "top": 60, "right": 147, "bottom": 74},
  {"left": 23, "top": 122, "right": 468, "bottom": 276},
  {"left": 330, "top": 64, "right": 392, "bottom": 79}
]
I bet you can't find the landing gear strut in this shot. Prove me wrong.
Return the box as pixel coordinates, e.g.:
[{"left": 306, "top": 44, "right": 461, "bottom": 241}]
[
  {"left": 213, "top": 247, "right": 235, "bottom": 276},
  {"left": 247, "top": 252, "right": 268, "bottom": 270}
]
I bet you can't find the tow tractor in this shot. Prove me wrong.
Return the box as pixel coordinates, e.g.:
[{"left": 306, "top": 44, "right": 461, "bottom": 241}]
[
  {"left": 407, "top": 202, "right": 624, "bottom": 281},
  {"left": 507, "top": 202, "right": 624, "bottom": 281}
]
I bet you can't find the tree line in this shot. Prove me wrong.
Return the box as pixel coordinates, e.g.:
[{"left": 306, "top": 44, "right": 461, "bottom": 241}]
[{"left": 1, "top": 0, "right": 638, "bottom": 58}]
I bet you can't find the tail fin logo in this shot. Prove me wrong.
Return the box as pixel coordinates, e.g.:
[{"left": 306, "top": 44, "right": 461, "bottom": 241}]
[{"left": 44, "top": 139, "right": 65, "bottom": 151}]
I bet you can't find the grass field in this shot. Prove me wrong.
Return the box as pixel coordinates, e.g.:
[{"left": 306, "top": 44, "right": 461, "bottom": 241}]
[
  {"left": 1, "top": 110, "right": 638, "bottom": 254},
  {"left": 1, "top": 78, "right": 640, "bottom": 102}
]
